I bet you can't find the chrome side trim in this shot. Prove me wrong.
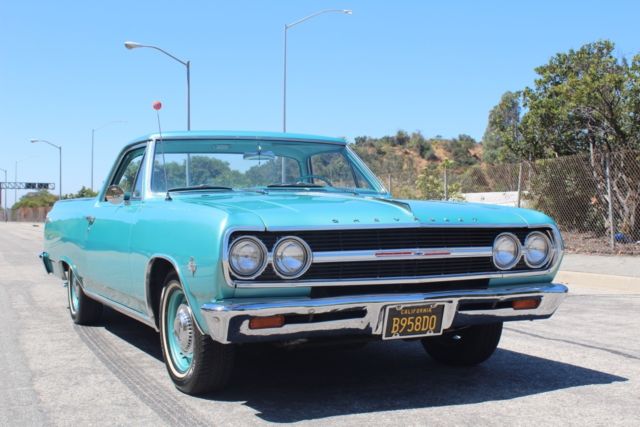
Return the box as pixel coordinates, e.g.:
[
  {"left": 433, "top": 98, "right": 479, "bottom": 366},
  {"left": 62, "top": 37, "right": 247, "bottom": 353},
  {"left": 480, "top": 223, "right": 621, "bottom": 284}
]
[
  {"left": 201, "top": 282, "right": 568, "bottom": 344},
  {"left": 265, "top": 223, "right": 542, "bottom": 231},
  {"left": 81, "top": 284, "right": 158, "bottom": 331},
  {"left": 313, "top": 246, "right": 492, "bottom": 263}
]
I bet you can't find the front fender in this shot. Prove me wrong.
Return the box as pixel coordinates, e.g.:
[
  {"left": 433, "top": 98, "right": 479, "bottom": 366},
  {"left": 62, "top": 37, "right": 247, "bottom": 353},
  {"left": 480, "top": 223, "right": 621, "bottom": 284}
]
[{"left": 132, "top": 200, "right": 267, "bottom": 335}]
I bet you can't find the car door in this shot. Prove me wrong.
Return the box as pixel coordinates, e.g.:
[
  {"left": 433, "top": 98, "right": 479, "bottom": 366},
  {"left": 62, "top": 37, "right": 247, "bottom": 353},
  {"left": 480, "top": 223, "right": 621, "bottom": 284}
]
[{"left": 83, "top": 145, "right": 147, "bottom": 312}]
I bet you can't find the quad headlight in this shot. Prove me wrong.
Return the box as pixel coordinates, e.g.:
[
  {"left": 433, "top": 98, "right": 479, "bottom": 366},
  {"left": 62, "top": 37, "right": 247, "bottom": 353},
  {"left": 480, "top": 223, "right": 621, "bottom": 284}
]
[
  {"left": 272, "top": 236, "right": 312, "bottom": 279},
  {"left": 524, "top": 231, "right": 552, "bottom": 268},
  {"left": 228, "top": 236, "right": 268, "bottom": 279},
  {"left": 492, "top": 233, "right": 521, "bottom": 270}
]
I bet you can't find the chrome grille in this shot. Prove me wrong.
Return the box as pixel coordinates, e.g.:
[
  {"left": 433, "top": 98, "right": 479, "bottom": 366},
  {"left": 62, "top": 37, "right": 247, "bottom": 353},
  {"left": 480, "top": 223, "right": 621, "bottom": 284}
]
[
  {"left": 228, "top": 227, "right": 552, "bottom": 283},
  {"left": 233, "top": 227, "right": 534, "bottom": 252}
]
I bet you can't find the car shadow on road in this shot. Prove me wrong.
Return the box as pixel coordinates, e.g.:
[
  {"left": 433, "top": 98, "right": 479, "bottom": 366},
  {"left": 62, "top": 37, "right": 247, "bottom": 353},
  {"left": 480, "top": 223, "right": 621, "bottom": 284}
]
[
  {"left": 100, "top": 307, "right": 164, "bottom": 362},
  {"left": 100, "top": 308, "right": 627, "bottom": 423},
  {"left": 214, "top": 343, "right": 626, "bottom": 422}
]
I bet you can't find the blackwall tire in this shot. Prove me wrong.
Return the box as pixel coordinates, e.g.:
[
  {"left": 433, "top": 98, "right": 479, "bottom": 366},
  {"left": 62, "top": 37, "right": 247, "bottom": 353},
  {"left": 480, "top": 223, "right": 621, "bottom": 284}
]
[{"left": 421, "top": 322, "right": 503, "bottom": 366}]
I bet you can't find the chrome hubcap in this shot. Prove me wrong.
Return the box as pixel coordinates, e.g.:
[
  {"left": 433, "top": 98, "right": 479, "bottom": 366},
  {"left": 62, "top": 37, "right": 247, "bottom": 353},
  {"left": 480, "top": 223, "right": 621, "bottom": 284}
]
[{"left": 173, "top": 304, "right": 194, "bottom": 354}]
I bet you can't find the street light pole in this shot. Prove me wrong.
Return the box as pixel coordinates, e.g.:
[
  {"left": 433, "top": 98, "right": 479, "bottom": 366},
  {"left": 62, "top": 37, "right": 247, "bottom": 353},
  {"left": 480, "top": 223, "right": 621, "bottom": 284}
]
[
  {"left": 125, "top": 41, "right": 191, "bottom": 130},
  {"left": 14, "top": 160, "right": 18, "bottom": 205},
  {"left": 30, "top": 139, "right": 62, "bottom": 199},
  {"left": 283, "top": 25, "right": 288, "bottom": 133},
  {"left": 0, "top": 167, "right": 6, "bottom": 221},
  {"left": 282, "top": 9, "right": 352, "bottom": 133},
  {"left": 91, "top": 121, "right": 125, "bottom": 191},
  {"left": 91, "top": 128, "right": 94, "bottom": 190}
]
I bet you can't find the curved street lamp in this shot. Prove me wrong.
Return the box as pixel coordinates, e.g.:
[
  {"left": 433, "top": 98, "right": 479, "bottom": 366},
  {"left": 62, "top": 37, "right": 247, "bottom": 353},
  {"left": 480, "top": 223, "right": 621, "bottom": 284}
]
[
  {"left": 125, "top": 41, "right": 191, "bottom": 130},
  {"left": 282, "top": 9, "right": 352, "bottom": 132},
  {"left": 30, "top": 139, "right": 62, "bottom": 199}
]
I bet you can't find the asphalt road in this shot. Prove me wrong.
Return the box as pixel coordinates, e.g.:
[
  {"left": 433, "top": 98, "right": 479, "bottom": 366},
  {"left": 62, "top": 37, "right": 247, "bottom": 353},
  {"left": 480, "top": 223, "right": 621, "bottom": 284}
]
[{"left": 1, "top": 222, "right": 639, "bottom": 426}]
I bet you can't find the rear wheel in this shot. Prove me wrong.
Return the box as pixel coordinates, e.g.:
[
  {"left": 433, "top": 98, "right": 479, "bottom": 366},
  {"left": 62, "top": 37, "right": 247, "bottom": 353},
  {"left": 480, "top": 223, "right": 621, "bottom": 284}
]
[
  {"left": 421, "top": 322, "right": 503, "bottom": 366},
  {"left": 67, "top": 268, "right": 102, "bottom": 325},
  {"left": 159, "top": 273, "right": 235, "bottom": 395}
]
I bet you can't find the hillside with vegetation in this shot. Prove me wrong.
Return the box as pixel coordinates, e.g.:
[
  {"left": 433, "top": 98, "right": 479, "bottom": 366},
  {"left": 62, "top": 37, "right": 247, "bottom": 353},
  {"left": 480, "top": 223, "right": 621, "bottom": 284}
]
[
  {"left": 355, "top": 39, "right": 640, "bottom": 251},
  {"left": 351, "top": 132, "right": 483, "bottom": 198}
]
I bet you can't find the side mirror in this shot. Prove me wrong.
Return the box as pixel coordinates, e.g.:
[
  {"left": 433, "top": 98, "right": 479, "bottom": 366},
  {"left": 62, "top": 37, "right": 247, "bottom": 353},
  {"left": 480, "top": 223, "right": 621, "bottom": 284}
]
[{"left": 105, "top": 185, "right": 125, "bottom": 205}]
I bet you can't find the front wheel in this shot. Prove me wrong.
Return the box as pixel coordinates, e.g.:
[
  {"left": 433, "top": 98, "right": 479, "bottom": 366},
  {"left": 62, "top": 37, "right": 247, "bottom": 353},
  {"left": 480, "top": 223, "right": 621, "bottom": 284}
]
[
  {"left": 421, "top": 322, "right": 503, "bottom": 366},
  {"left": 159, "top": 273, "right": 235, "bottom": 395}
]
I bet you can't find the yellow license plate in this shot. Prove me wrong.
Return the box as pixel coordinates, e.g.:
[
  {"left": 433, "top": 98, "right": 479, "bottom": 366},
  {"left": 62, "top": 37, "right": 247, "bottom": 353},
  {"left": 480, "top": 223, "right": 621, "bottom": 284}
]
[{"left": 382, "top": 303, "right": 444, "bottom": 340}]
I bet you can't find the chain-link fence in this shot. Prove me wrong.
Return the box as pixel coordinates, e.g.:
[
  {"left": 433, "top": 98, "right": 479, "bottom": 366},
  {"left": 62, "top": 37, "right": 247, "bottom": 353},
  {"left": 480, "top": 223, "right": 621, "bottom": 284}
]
[
  {"left": 2, "top": 150, "right": 639, "bottom": 254},
  {"left": 441, "top": 150, "right": 640, "bottom": 255},
  {"left": 0, "top": 207, "right": 51, "bottom": 222}
]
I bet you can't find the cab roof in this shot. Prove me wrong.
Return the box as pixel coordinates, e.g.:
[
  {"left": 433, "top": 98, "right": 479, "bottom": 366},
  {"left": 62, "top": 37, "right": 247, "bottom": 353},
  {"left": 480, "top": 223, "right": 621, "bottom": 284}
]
[{"left": 128, "top": 130, "right": 347, "bottom": 146}]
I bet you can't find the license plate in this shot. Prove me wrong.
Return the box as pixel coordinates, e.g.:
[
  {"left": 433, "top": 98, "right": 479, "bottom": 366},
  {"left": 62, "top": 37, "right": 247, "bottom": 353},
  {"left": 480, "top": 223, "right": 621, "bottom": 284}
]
[{"left": 382, "top": 303, "right": 444, "bottom": 340}]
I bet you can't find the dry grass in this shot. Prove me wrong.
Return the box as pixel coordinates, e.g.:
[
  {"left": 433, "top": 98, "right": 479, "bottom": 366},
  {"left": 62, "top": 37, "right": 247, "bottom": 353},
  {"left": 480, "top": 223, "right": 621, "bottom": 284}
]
[{"left": 563, "top": 231, "right": 640, "bottom": 255}]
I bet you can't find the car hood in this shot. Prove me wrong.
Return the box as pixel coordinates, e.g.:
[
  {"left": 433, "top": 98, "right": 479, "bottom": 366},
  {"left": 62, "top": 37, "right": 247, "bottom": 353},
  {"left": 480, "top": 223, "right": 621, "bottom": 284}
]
[{"left": 178, "top": 192, "right": 552, "bottom": 230}]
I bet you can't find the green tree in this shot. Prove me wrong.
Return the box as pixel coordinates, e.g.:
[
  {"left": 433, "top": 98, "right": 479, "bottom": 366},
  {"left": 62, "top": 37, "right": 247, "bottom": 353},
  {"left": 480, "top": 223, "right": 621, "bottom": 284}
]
[
  {"left": 520, "top": 40, "right": 640, "bottom": 239},
  {"left": 12, "top": 190, "right": 57, "bottom": 209},
  {"left": 522, "top": 40, "right": 640, "bottom": 156},
  {"left": 482, "top": 91, "right": 525, "bottom": 163},
  {"left": 62, "top": 186, "right": 98, "bottom": 199},
  {"left": 416, "top": 159, "right": 462, "bottom": 200},
  {"left": 446, "top": 134, "right": 480, "bottom": 166}
]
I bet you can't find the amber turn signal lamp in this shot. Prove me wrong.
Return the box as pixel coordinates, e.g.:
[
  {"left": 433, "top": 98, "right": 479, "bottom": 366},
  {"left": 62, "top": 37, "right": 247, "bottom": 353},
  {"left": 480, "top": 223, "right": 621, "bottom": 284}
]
[
  {"left": 512, "top": 299, "right": 540, "bottom": 310},
  {"left": 249, "top": 315, "right": 285, "bottom": 330}
]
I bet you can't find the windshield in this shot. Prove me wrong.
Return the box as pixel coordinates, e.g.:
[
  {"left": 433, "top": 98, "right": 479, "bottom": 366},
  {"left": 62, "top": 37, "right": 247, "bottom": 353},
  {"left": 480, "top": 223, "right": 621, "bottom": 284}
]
[{"left": 150, "top": 139, "right": 384, "bottom": 194}]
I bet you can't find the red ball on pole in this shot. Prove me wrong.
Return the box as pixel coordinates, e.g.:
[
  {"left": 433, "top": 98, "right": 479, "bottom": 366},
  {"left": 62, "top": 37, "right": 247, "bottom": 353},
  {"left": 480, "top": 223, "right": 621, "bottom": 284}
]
[{"left": 152, "top": 101, "right": 162, "bottom": 111}]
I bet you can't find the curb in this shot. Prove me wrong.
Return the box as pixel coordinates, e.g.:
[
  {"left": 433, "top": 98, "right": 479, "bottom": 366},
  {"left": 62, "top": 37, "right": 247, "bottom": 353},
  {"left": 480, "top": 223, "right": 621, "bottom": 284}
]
[{"left": 556, "top": 271, "right": 640, "bottom": 294}]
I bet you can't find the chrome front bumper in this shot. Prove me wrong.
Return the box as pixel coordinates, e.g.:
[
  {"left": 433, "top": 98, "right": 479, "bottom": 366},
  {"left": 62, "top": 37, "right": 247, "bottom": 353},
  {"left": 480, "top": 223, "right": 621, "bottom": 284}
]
[{"left": 201, "top": 283, "right": 568, "bottom": 344}]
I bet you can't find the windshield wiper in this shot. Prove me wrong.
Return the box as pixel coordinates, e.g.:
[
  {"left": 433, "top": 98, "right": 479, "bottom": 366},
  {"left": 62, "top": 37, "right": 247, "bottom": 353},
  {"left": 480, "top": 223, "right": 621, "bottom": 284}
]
[
  {"left": 166, "top": 185, "right": 234, "bottom": 200},
  {"left": 266, "top": 183, "right": 326, "bottom": 189},
  {"left": 265, "top": 184, "right": 359, "bottom": 195},
  {"left": 238, "top": 188, "right": 268, "bottom": 194},
  {"left": 168, "top": 185, "right": 233, "bottom": 192}
]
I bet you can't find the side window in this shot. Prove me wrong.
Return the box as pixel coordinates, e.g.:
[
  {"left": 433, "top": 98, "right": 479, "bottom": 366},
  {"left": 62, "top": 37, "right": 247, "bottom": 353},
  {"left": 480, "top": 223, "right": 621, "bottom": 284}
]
[
  {"left": 352, "top": 165, "right": 374, "bottom": 190},
  {"left": 110, "top": 148, "right": 145, "bottom": 199},
  {"left": 309, "top": 152, "right": 356, "bottom": 188},
  {"left": 132, "top": 158, "right": 145, "bottom": 199}
]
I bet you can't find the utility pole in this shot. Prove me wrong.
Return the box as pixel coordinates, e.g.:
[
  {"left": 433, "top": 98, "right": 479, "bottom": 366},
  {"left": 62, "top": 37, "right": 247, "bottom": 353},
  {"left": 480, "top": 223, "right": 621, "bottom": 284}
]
[{"left": 0, "top": 167, "right": 6, "bottom": 221}]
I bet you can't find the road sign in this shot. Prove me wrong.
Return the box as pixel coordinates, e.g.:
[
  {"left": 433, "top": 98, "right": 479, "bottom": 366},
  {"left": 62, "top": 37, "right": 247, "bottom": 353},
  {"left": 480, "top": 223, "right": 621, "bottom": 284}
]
[{"left": 0, "top": 182, "right": 55, "bottom": 190}]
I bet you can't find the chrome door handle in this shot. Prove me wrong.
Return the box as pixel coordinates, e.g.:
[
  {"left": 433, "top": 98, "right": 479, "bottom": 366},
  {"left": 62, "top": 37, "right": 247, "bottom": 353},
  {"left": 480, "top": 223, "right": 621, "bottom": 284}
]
[{"left": 85, "top": 216, "right": 95, "bottom": 225}]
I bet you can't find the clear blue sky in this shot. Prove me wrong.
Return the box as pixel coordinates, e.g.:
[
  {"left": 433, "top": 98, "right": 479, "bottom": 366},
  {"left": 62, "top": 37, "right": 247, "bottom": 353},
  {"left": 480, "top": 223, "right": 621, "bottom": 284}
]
[{"left": 1, "top": 0, "right": 639, "bottom": 206}]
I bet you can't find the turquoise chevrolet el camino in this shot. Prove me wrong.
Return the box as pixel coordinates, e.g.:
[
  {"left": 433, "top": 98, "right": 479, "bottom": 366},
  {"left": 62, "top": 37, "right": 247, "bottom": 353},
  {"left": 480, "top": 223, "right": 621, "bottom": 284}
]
[{"left": 40, "top": 131, "right": 567, "bottom": 395}]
